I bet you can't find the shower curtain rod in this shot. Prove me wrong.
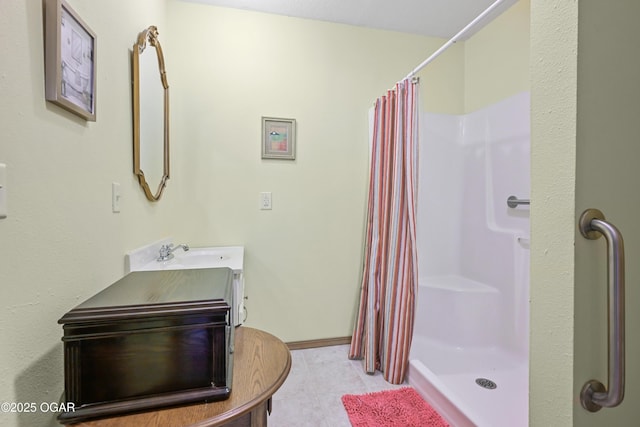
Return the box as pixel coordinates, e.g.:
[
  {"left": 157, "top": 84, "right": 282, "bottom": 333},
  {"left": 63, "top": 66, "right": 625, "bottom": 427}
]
[{"left": 403, "top": 0, "right": 510, "bottom": 81}]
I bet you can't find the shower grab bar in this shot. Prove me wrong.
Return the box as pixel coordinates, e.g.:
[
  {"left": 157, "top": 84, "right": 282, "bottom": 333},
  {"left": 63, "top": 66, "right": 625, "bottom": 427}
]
[
  {"left": 578, "top": 209, "right": 625, "bottom": 412},
  {"left": 507, "top": 196, "right": 530, "bottom": 208}
]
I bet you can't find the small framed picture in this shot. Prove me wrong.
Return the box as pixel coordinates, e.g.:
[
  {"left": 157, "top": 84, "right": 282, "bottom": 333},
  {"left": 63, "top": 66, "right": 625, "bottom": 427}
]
[
  {"left": 262, "top": 117, "right": 296, "bottom": 160},
  {"left": 44, "top": 0, "right": 97, "bottom": 121}
]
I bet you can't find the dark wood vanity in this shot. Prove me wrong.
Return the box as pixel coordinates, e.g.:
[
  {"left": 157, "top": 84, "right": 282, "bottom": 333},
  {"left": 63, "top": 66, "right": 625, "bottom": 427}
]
[
  {"left": 58, "top": 268, "right": 235, "bottom": 424},
  {"left": 57, "top": 267, "right": 291, "bottom": 426},
  {"left": 72, "top": 327, "right": 291, "bottom": 427}
]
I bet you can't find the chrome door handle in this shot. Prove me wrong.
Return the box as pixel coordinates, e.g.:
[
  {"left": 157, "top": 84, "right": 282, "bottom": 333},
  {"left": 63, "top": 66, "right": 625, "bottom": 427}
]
[{"left": 578, "top": 209, "right": 625, "bottom": 412}]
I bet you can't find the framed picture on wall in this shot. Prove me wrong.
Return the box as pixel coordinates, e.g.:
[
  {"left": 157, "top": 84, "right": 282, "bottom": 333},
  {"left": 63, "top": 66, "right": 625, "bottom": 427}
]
[
  {"left": 44, "top": 0, "right": 97, "bottom": 121},
  {"left": 261, "top": 117, "right": 296, "bottom": 160}
]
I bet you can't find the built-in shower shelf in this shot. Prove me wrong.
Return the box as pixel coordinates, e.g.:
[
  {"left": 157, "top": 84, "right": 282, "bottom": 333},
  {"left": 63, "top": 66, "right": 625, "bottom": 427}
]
[{"left": 416, "top": 275, "right": 500, "bottom": 348}]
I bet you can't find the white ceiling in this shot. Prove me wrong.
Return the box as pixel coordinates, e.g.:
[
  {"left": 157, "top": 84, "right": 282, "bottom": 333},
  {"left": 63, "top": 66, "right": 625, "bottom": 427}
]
[{"left": 181, "top": 0, "right": 519, "bottom": 39}]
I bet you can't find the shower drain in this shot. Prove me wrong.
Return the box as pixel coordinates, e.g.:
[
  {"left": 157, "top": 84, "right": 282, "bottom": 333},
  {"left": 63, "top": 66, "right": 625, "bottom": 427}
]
[{"left": 475, "top": 378, "right": 497, "bottom": 390}]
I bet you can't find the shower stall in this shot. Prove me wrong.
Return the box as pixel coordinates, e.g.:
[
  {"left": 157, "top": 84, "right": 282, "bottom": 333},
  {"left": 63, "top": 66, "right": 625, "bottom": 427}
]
[{"left": 408, "top": 92, "right": 530, "bottom": 427}]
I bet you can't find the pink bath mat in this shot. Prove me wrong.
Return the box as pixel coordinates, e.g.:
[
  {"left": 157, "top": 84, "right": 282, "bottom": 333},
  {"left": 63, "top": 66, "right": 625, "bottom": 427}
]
[{"left": 341, "top": 386, "right": 450, "bottom": 427}]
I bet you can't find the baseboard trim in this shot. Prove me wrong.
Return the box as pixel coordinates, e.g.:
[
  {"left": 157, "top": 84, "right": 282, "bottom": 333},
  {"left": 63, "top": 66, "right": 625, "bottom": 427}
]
[{"left": 286, "top": 336, "right": 351, "bottom": 350}]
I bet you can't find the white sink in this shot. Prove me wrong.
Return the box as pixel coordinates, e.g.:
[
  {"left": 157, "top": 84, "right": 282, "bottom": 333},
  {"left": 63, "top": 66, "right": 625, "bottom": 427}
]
[
  {"left": 125, "top": 242, "right": 246, "bottom": 326},
  {"left": 135, "top": 246, "right": 244, "bottom": 273}
]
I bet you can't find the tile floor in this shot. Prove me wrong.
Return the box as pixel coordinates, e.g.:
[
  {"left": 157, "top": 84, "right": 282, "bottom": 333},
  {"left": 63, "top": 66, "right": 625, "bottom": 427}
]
[{"left": 268, "top": 344, "right": 407, "bottom": 427}]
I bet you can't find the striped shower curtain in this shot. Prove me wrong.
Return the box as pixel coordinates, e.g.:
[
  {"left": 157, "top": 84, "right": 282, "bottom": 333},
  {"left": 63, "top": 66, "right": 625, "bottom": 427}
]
[{"left": 349, "top": 78, "right": 419, "bottom": 385}]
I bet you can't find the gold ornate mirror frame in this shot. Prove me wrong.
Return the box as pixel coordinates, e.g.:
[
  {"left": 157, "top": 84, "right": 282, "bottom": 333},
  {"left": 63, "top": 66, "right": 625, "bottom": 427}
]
[{"left": 132, "top": 26, "right": 169, "bottom": 201}]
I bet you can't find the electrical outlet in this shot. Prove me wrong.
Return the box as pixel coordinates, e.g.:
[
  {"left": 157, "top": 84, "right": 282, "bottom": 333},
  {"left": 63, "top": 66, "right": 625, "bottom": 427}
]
[{"left": 260, "top": 192, "right": 272, "bottom": 210}]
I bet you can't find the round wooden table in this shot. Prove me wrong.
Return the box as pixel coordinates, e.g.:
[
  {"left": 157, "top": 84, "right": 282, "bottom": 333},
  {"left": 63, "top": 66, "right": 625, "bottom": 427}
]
[{"left": 73, "top": 327, "right": 291, "bottom": 427}]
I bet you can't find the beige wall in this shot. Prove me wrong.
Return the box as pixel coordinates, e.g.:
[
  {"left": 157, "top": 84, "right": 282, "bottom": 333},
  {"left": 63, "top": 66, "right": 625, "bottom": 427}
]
[
  {"left": 529, "top": 0, "right": 577, "bottom": 425},
  {"left": 464, "top": 0, "right": 530, "bottom": 112},
  {"left": 0, "top": 2, "right": 460, "bottom": 425},
  {"left": 0, "top": 1, "right": 177, "bottom": 426},
  {"left": 529, "top": 1, "right": 640, "bottom": 425},
  {"left": 418, "top": 40, "right": 465, "bottom": 114},
  {"left": 165, "top": 1, "right": 464, "bottom": 343},
  {"left": 0, "top": 0, "right": 530, "bottom": 426}
]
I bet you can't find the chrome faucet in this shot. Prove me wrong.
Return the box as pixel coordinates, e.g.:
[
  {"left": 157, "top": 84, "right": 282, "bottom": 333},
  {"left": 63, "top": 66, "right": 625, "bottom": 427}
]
[{"left": 157, "top": 243, "right": 190, "bottom": 261}]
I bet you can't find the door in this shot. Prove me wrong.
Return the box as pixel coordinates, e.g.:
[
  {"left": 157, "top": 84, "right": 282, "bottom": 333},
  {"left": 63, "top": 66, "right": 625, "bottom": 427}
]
[{"left": 573, "top": 1, "right": 640, "bottom": 425}]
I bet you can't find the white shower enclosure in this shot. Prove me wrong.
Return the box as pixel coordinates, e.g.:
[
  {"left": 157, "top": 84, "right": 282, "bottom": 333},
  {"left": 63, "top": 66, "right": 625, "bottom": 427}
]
[{"left": 408, "top": 92, "right": 530, "bottom": 427}]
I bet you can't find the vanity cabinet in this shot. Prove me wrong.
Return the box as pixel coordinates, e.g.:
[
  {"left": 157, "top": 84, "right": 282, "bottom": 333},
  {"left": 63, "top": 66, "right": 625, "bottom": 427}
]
[
  {"left": 57, "top": 268, "right": 234, "bottom": 424},
  {"left": 72, "top": 327, "right": 292, "bottom": 427}
]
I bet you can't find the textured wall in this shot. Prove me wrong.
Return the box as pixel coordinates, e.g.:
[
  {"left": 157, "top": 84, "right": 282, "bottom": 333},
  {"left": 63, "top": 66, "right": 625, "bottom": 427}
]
[
  {"left": 0, "top": 5, "right": 461, "bottom": 425},
  {"left": 0, "top": 1, "right": 531, "bottom": 426},
  {"left": 529, "top": 0, "right": 578, "bottom": 425},
  {"left": 464, "top": 0, "right": 530, "bottom": 113},
  {"left": 0, "top": 1, "right": 176, "bottom": 426},
  {"left": 165, "top": 1, "right": 464, "bottom": 343}
]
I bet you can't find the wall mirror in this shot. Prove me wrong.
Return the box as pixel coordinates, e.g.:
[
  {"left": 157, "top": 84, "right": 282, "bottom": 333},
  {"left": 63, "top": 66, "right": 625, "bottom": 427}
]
[{"left": 132, "top": 26, "right": 169, "bottom": 201}]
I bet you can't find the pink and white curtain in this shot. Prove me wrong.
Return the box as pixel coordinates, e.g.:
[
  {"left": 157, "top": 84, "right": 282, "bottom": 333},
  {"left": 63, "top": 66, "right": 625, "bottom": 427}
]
[{"left": 349, "top": 78, "right": 419, "bottom": 384}]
